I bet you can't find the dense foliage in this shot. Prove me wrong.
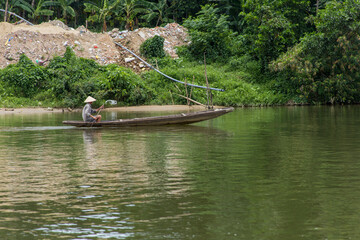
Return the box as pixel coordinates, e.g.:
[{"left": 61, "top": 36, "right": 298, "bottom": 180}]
[
  {"left": 0, "top": 48, "right": 155, "bottom": 107},
  {"left": 2, "top": 0, "right": 360, "bottom": 105},
  {"left": 0, "top": 54, "right": 48, "bottom": 98},
  {"left": 140, "top": 35, "right": 166, "bottom": 58},
  {"left": 0, "top": 47, "right": 284, "bottom": 108},
  {"left": 272, "top": 0, "right": 360, "bottom": 104},
  {"left": 182, "top": 5, "right": 233, "bottom": 63}
]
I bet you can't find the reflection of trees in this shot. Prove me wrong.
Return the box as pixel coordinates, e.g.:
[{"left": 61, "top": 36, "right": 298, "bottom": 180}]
[
  {"left": 2, "top": 107, "right": 360, "bottom": 239},
  {"left": 181, "top": 106, "right": 360, "bottom": 239},
  {"left": 0, "top": 129, "right": 84, "bottom": 203}
]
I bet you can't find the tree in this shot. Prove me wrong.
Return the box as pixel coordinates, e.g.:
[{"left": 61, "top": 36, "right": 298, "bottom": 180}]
[
  {"left": 141, "top": 0, "right": 169, "bottom": 27},
  {"left": 215, "top": 0, "right": 244, "bottom": 32},
  {"left": 241, "top": 4, "right": 295, "bottom": 69},
  {"left": 4, "top": 0, "right": 9, "bottom": 22},
  {"left": 118, "top": 0, "right": 145, "bottom": 30},
  {"left": 183, "top": 4, "right": 234, "bottom": 62},
  {"left": 84, "top": 0, "right": 121, "bottom": 32},
  {"left": 6, "top": 0, "right": 33, "bottom": 21},
  {"left": 239, "top": 0, "right": 315, "bottom": 69},
  {"left": 166, "top": 0, "right": 207, "bottom": 23},
  {"left": 31, "top": 0, "right": 54, "bottom": 23},
  {"left": 272, "top": 0, "right": 360, "bottom": 104},
  {"left": 53, "top": 0, "right": 76, "bottom": 24}
]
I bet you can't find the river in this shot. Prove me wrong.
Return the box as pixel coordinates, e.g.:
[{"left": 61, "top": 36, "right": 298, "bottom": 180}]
[{"left": 0, "top": 106, "right": 360, "bottom": 240}]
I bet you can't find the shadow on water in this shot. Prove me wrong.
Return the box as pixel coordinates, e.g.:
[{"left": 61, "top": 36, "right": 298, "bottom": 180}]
[{"left": 79, "top": 124, "right": 232, "bottom": 140}]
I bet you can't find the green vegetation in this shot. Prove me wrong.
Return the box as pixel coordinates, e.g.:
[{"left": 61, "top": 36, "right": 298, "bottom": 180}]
[
  {"left": 0, "top": 47, "right": 156, "bottom": 108},
  {"left": 140, "top": 35, "right": 166, "bottom": 58},
  {"left": 2, "top": 0, "right": 360, "bottom": 107},
  {"left": 0, "top": 47, "right": 283, "bottom": 108},
  {"left": 182, "top": 5, "right": 233, "bottom": 63},
  {"left": 272, "top": 0, "right": 360, "bottom": 104}
]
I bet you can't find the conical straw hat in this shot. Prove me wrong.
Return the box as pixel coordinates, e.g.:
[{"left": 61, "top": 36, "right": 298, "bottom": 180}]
[{"left": 84, "top": 96, "right": 96, "bottom": 103}]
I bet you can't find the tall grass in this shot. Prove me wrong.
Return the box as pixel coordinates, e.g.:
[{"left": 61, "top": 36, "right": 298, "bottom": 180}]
[{"left": 141, "top": 60, "right": 288, "bottom": 107}]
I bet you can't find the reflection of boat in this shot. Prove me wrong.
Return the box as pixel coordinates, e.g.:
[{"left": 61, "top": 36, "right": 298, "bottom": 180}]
[{"left": 62, "top": 107, "right": 234, "bottom": 128}]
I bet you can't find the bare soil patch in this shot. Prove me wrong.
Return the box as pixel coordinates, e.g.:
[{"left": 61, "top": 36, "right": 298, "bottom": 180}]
[{"left": 0, "top": 21, "right": 188, "bottom": 72}]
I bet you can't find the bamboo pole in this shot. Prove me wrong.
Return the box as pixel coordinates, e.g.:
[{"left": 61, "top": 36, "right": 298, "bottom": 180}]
[
  {"left": 4, "top": 0, "right": 8, "bottom": 22},
  {"left": 173, "top": 82, "right": 182, "bottom": 93},
  {"left": 189, "top": 76, "right": 194, "bottom": 102},
  {"left": 184, "top": 77, "right": 190, "bottom": 106},
  {"left": 204, "top": 52, "right": 213, "bottom": 109},
  {"left": 169, "top": 90, "right": 174, "bottom": 105},
  {"left": 174, "top": 93, "right": 206, "bottom": 107}
]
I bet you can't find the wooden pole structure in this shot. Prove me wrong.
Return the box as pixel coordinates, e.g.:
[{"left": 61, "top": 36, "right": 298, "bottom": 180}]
[
  {"left": 169, "top": 90, "right": 174, "bottom": 105},
  {"left": 174, "top": 93, "right": 206, "bottom": 107},
  {"left": 4, "top": 0, "right": 9, "bottom": 22},
  {"left": 184, "top": 77, "right": 190, "bottom": 106},
  {"left": 204, "top": 52, "right": 213, "bottom": 109},
  {"left": 173, "top": 82, "right": 182, "bottom": 93},
  {"left": 189, "top": 76, "right": 194, "bottom": 102}
]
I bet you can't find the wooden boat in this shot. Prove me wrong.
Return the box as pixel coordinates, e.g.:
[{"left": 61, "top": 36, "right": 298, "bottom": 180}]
[{"left": 62, "top": 107, "right": 234, "bottom": 127}]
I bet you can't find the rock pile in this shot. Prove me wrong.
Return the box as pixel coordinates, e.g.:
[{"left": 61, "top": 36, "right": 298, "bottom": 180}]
[
  {"left": 0, "top": 21, "right": 189, "bottom": 72},
  {"left": 111, "top": 23, "right": 189, "bottom": 72},
  {"left": 111, "top": 23, "right": 188, "bottom": 58},
  {"left": 0, "top": 21, "right": 119, "bottom": 68}
]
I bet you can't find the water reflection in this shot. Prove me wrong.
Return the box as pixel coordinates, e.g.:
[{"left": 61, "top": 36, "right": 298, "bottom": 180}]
[
  {"left": 83, "top": 129, "right": 102, "bottom": 162},
  {"left": 1, "top": 106, "right": 360, "bottom": 239}
]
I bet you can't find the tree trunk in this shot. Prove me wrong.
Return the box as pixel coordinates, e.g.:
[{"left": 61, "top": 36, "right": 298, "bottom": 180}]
[
  {"left": 4, "top": 0, "right": 9, "bottom": 22},
  {"left": 103, "top": 18, "right": 107, "bottom": 32},
  {"left": 63, "top": 10, "right": 67, "bottom": 25},
  {"left": 316, "top": 0, "right": 319, "bottom": 14}
]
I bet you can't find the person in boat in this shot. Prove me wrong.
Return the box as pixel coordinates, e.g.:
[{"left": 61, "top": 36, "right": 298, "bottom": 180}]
[{"left": 82, "top": 96, "right": 104, "bottom": 123}]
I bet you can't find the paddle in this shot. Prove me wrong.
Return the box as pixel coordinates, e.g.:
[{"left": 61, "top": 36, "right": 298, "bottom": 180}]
[{"left": 92, "top": 99, "right": 117, "bottom": 124}]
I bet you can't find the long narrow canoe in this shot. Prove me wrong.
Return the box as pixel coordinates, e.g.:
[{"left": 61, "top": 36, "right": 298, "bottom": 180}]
[{"left": 62, "top": 107, "right": 234, "bottom": 127}]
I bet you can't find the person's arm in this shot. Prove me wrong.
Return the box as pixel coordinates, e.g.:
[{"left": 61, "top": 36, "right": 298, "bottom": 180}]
[
  {"left": 96, "top": 105, "right": 104, "bottom": 112},
  {"left": 89, "top": 114, "right": 97, "bottom": 120}
]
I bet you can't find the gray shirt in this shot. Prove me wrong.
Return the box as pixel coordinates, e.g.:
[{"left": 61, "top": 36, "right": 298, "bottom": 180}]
[{"left": 82, "top": 103, "right": 96, "bottom": 122}]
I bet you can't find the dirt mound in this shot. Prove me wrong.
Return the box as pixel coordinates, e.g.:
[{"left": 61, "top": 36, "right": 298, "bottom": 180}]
[
  {"left": 0, "top": 21, "right": 119, "bottom": 68},
  {"left": 111, "top": 23, "right": 189, "bottom": 72},
  {"left": 111, "top": 23, "right": 189, "bottom": 58},
  {"left": 0, "top": 21, "right": 189, "bottom": 71},
  {"left": 0, "top": 21, "right": 77, "bottom": 36}
]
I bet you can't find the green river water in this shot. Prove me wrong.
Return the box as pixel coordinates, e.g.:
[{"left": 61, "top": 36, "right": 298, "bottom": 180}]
[{"left": 0, "top": 106, "right": 360, "bottom": 240}]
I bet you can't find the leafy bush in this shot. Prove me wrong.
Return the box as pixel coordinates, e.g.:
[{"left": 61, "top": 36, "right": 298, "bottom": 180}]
[
  {"left": 0, "top": 54, "right": 48, "bottom": 98},
  {"left": 99, "top": 64, "right": 153, "bottom": 105},
  {"left": 228, "top": 55, "right": 262, "bottom": 82},
  {"left": 140, "top": 35, "right": 166, "bottom": 58},
  {"left": 46, "top": 47, "right": 103, "bottom": 107}
]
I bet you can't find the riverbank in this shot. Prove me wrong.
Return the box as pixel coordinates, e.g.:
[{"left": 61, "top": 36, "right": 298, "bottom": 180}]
[{"left": 0, "top": 105, "right": 213, "bottom": 115}]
